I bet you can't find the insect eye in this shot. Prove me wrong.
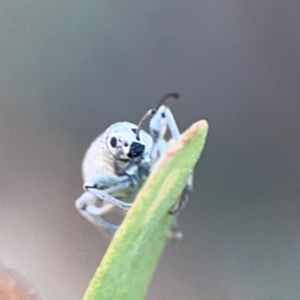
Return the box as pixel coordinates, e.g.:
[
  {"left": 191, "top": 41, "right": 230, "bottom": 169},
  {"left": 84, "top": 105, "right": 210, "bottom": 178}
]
[
  {"left": 110, "top": 137, "right": 117, "bottom": 148},
  {"left": 161, "top": 112, "right": 166, "bottom": 118}
]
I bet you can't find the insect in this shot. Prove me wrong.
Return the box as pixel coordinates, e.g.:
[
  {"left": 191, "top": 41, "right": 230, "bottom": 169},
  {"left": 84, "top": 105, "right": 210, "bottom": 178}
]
[{"left": 75, "top": 93, "right": 193, "bottom": 240}]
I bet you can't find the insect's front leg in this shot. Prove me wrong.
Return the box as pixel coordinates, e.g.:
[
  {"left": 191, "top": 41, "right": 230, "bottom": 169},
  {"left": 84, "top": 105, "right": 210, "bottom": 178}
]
[
  {"left": 84, "top": 175, "right": 134, "bottom": 210},
  {"left": 148, "top": 105, "right": 179, "bottom": 160},
  {"left": 149, "top": 105, "right": 193, "bottom": 214},
  {"left": 149, "top": 105, "right": 180, "bottom": 143}
]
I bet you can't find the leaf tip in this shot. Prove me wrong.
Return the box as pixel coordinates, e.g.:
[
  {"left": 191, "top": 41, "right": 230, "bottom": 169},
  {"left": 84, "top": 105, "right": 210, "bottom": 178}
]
[{"left": 191, "top": 119, "right": 209, "bottom": 132}]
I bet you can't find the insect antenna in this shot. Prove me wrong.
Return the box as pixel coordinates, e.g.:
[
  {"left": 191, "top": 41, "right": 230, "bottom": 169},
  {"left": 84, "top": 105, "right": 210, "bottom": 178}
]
[{"left": 136, "top": 92, "right": 180, "bottom": 138}]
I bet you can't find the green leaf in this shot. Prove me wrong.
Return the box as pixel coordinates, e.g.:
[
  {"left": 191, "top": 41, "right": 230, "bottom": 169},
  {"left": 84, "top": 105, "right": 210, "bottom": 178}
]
[{"left": 82, "top": 120, "right": 209, "bottom": 300}]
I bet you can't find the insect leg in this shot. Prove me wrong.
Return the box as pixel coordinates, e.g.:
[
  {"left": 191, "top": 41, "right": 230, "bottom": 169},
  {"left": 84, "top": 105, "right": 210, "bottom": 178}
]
[
  {"left": 169, "top": 174, "right": 193, "bottom": 214},
  {"left": 168, "top": 219, "right": 183, "bottom": 242},
  {"left": 84, "top": 179, "right": 134, "bottom": 211},
  {"left": 84, "top": 174, "right": 130, "bottom": 190},
  {"left": 148, "top": 105, "right": 180, "bottom": 160},
  {"left": 75, "top": 192, "right": 118, "bottom": 238},
  {"left": 149, "top": 105, "right": 180, "bottom": 141},
  {"left": 150, "top": 106, "right": 194, "bottom": 214}
]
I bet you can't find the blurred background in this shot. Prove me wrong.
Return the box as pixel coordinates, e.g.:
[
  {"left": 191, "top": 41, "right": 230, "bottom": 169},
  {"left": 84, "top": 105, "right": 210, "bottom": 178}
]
[{"left": 0, "top": 1, "right": 300, "bottom": 299}]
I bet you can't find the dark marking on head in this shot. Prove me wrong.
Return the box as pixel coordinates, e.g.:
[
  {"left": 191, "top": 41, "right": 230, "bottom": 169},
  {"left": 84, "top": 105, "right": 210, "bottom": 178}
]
[{"left": 110, "top": 137, "right": 117, "bottom": 148}]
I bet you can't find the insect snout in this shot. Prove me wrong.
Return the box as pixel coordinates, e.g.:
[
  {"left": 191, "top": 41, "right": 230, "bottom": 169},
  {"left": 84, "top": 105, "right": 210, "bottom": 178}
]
[{"left": 128, "top": 142, "right": 145, "bottom": 158}]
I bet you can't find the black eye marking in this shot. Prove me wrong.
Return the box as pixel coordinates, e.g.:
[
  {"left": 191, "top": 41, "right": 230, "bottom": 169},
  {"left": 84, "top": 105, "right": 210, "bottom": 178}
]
[
  {"left": 161, "top": 112, "right": 166, "bottom": 118},
  {"left": 124, "top": 142, "right": 128, "bottom": 147},
  {"left": 131, "top": 128, "right": 137, "bottom": 133},
  {"left": 110, "top": 137, "right": 117, "bottom": 148}
]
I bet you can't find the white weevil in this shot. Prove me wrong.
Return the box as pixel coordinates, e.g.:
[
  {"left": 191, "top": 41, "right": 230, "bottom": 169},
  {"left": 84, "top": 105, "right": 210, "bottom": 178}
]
[{"left": 75, "top": 93, "right": 193, "bottom": 239}]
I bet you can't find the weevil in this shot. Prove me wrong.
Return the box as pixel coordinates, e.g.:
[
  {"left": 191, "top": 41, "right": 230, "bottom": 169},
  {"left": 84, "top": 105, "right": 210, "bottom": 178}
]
[{"left": 75, "top": 93, "right": 193, "bottom": 239}]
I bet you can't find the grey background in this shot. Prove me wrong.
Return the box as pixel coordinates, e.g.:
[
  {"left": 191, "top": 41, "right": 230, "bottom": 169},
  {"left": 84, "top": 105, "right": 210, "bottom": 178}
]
[{"left": 1, "top": 1, "right": 300, "bottom": 299}]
